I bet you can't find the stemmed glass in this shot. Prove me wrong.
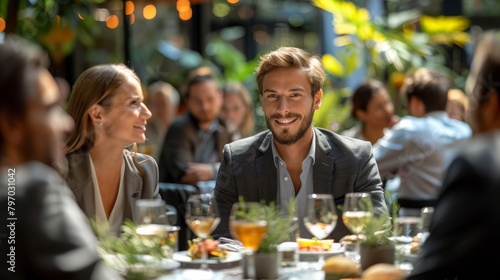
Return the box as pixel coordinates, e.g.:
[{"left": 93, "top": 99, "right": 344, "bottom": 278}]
[
  {"left": 134, "top": 199, "right": 180, "bottom": 256},
  {"left": 229, "top": 202, "right": 268, "bottom": 252},
  {"left": 184, "top": 194, "right": 220, "bottom": 278},
  {"left": 303, "top": 194, "right": 338, "bottom": 268},
  {"left": 342, "top": 192, "right": 373, "bottom": 262},
  {"left": 229, "top": 202, "right": 268, "bottom": 278}
]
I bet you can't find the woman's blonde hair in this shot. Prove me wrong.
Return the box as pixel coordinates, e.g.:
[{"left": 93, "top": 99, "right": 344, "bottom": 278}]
[
  {"left": 223, "top": 82, "right": 256, "bottom": 138},
  {"left": 66, "top": 64, "right": 141, "bottom": 153}
]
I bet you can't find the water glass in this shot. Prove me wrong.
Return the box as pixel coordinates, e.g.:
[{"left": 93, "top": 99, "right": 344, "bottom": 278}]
[{"left": 419, "top": 207, "right": 434, "bottom": 245}]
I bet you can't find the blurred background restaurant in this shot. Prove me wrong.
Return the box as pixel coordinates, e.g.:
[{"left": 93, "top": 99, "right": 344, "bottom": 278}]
[{"left": 1, "top": 0, "right": 500, "bottom": 131}]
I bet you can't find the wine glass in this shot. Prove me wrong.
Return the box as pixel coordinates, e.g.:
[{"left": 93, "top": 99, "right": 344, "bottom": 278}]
[
  {"left": 184, "top": 193, "right": 220, "bottom": 277},
  {"left": 342, "top": 192, "right": 373, "bottom": 262},
  {"left": 303, "top": 194, "right": 338, "bottom": 268},
  {"left": 134, "top": 199, "right": 180, "bottom": 257}
]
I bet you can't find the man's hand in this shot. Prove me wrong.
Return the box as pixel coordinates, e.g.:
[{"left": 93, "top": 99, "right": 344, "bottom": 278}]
[{"left": 181, "top": 162, "right": 214, "bottom": 186}]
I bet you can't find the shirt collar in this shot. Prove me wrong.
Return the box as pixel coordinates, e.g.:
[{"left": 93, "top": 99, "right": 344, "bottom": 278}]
[{"left": 271, "top": 128, "right": 316, "bottom": 167}]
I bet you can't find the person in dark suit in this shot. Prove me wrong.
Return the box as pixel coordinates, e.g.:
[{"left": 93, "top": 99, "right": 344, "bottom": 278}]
[
  {"left": 407, "top": 30, "right": 500, "bottom": 279},
  {"left": 157, "top": 68, "right": 234, "bottom": 186},
  {"left": 212, "top": 47, "right": 388, "bottom": 241},
  {"left": 0, "top": 36, "right": 121, "bottom": 279}
]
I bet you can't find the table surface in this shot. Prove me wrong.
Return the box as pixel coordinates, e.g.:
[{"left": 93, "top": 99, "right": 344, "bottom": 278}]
[{"left": 155, "top": 264, "right": 326, "bottom": 280}]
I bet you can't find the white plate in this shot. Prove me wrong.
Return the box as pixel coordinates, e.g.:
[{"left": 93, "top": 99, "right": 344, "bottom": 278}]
[
  {"left": 297, "top": 242, "right": 344, "bottom": 255},
  {"left": 296, "top": 243, "right": 344, "bottom": 262},
  {"left": 172, "top": 251, "right": 242, "bottom": 269},
  {"left": 101, "top": 254, "right": 180, "bottom": 275}
]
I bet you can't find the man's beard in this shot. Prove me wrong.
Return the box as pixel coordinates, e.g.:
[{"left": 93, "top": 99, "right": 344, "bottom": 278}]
[{"left": 266, "top": 107, "right": 314, "bottom": 145}]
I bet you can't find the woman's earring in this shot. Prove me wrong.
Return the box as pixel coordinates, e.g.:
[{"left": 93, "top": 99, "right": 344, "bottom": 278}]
[{"left": 98, "top": 121, "right": 103, "bottom": 126}]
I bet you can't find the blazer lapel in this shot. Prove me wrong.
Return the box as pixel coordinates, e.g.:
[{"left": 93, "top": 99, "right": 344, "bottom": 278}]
[
  {"left": 313, "top": 128, "right": 335, "bottom": 194},
  {"left": 66, "top": 153, "right": 96, "bottom": 218},
  {"left": 256, "top": 132, "right": 278, "bottom": 204},
  {"left": 123, "top": 152, "right": 143, "bottom": 221}
]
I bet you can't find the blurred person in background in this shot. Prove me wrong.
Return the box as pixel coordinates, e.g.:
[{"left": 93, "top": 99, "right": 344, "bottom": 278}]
[
  {"left": 138, "top": 81, "right": 180, "bottom": 160},
  {"left": 342, "top": 79, "right": 398, "bottom": 145},
  {"left": 446, "top": 88, "right": 469, "bottom": 123},
  {"left": 0, "top": 36, "right": 121, "bottom": 279},
  {"left": 373, "top": 68, "right": 472, "bottom": 216},
  {"left": 64, "top": 64, "right": 160, "bottom": 235},
  {"left": 408, "top": 30, "right": 500, "bottom": 280},
  {"left": 157, "top": 67, "right": 234, "bottom": 186},
  {"left": 55, "top": 76, "right": 70, "bottom": 108},
  {"left": 221, "top": 82, "right": 256, "bottom": 140}
]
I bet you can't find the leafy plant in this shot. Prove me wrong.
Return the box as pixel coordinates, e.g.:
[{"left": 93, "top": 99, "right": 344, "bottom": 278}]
[
  {"left": 258, "top": 199, "right": 298, "bottom": 253},
  {"left": 91, "top": 219, "right": 173, "bottom": 280},
  {"left": 92, "top": 219, "right": 168, "bottom": 260},
  {"left": 313, "top": 0, "right": 472, "bottom": 117},
  {"left": 235, "top": 196, "right": 298, "bottom": 254},
  {"left": 361, "top": 200, "right": 399, "bottom": 248}
]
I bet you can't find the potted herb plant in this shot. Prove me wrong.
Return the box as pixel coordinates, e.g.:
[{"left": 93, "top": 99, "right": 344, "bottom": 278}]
[
  {"left": 358, "top": 203, "right": 397, "bottom": 270},
  {"left": 237, "top": 197, "right": 297, "bottom": 279}
]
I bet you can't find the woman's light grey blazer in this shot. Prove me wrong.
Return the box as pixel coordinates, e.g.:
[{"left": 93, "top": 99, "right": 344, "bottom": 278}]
[{"left": 63, "top": 149, "right": 161, "bottom": 225}]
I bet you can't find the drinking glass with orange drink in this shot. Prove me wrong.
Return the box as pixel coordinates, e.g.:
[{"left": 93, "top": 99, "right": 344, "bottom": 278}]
[{"left": 229, "top": 202, "right": 268, "bottom": 252}]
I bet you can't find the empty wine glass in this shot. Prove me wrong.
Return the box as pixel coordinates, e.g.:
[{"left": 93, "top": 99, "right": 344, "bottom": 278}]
[
  {"left": 183, "top": 193, "right": 220, "bottom": 279},
  {"left": 303, "top": 194, "right": 338, "bottom": 269},
  {"left": 342, "top": 192, "right": 373, "bottom": 262}
]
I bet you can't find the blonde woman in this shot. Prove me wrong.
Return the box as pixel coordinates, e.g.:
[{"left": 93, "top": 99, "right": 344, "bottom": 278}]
[
  {"left": 221, "top": 82, "right": 256, "bottom": 140},
  {"left": 65, "top": 64, "right": 160, "bottom": 235}
]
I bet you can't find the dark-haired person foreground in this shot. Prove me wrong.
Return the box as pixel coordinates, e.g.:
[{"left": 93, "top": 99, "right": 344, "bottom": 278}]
[
  {"left": 407, "top": 30, "right": 500, "bottom": 280},
  {"left": 0, "top": 36, "right": 121, "bottom": 279},
  {"left": 212, "top": 47, "right": 388, "bottom": 241}
]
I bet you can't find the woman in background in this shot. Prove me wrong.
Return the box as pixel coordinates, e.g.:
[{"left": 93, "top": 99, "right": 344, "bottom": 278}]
[
  {"left": 342, "top": 79, "right": 398, "bottom": 145},
  {"left": 221, "top": 82, "right": 256, "bottom": 140},
  {"left": 65, "top": 64, "right": 160, "bottom": 235}
]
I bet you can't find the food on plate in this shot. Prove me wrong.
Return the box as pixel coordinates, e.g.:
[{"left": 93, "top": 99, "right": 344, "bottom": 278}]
[
  {"left": 297, "top": 237, "right": 334, "bottom": 252},
  {"left": 339, "top": 234, "right": 361, "bottom": 245},
  {"left": 410, "top": 234, "right": 421, "bottom": 254},
  {"left": 187, "top": 237, "right": 227, "bottom": 260},
  {"left": 361, "top": 263, "right": 406, "bottom": 280},
  {"left": 322, "top": 256, "right": 360, "bottom": 280}
]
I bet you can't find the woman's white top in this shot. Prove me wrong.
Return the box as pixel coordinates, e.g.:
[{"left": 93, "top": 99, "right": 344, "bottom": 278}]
[{"left": 89, "top": 154, "right": 125, "bottom": 235}]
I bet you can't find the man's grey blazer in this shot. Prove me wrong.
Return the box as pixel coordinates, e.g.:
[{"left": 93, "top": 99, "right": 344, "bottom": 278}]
[{"left": 213, "top": 127, "right": 387, "bottom": 241}]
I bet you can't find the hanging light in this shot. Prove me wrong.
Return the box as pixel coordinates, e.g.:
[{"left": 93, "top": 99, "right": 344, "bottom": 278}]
[
  {"left": 125, "top": 1, "right": 135, "bottom": 15},
  {"left": 106, "top": 15, "right": 119, "bottom": 29},
  {"left": 0, "top": 18, "right": 5, "bottom": 32},
  {"left": 143, "top": 4, "right": 157, "bottom": 20}
]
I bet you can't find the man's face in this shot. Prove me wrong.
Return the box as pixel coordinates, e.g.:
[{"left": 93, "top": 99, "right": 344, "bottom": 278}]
[
  {"left": 186, "top": 80, "right": 222, "bottom": 126},
  {"left": 22, "top": 69, "right": 74, "bottom": 167},
  {"left": 260, "top": 67, "right": 322, "bottom": 145}
]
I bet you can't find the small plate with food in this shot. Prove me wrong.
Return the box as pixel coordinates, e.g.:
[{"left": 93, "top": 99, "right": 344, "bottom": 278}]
[
  {"left": 295, "top": 238, "right": 344, "bottom": 261},
  {"left": 172, "top": 238, "right": 242, "bottom": 269}
]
